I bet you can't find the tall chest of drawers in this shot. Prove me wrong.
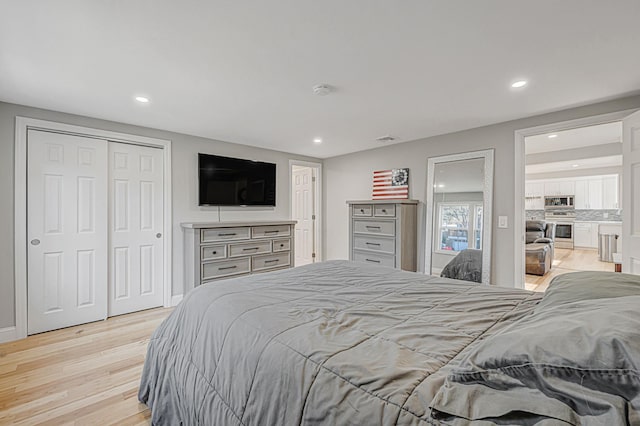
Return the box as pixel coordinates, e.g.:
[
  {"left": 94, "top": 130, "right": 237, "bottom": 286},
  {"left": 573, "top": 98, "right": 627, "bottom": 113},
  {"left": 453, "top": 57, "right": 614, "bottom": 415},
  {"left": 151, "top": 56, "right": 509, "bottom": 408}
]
[
  {"left": 182, "top": 221, "right": 296, "bottom": 292},
  {"left": 347, "top": 200, "right": 418, "bottom": 271}
]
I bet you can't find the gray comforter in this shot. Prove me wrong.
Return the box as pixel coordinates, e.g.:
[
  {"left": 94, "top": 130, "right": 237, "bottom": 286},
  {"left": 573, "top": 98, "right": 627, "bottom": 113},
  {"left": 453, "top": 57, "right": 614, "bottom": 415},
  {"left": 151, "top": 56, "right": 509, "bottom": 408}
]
[{"left": 139, "top": 260, "right": 541, "bottom": 425}]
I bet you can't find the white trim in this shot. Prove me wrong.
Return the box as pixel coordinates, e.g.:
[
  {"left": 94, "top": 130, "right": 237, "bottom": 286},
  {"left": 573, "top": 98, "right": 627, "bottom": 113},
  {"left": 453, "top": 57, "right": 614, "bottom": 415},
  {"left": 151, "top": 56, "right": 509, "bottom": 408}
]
[
  {"left": 0, "top": 326, "right": 17, "bottom": 344},
  {"left": 171, "top": 294, "right": 183, "bottom": 307},
  {"left": 289, "top": 159, "right": 323, "bottom": 263},
  {"left": 425, "top": 149, "right": 494, "bottom": 285},
  {"left": 513, "top": 109, "right": 637, "bottom": 288},
  {"left": 14, "top": 117, "right": 173, "bottom": 341}
]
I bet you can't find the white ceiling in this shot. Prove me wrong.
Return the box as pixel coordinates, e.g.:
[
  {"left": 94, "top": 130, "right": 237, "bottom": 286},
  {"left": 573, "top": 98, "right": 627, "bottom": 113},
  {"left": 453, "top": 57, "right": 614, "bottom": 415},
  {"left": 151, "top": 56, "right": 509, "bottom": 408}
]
[
  {"left": 526, "top": 155, "right": 622, "bottom": 174},
  {"left": 1, "top": 1, "right": 640, "bottom": 158},
  {"left": 525, "top": 122, "right": 622, "bottom": 154}
]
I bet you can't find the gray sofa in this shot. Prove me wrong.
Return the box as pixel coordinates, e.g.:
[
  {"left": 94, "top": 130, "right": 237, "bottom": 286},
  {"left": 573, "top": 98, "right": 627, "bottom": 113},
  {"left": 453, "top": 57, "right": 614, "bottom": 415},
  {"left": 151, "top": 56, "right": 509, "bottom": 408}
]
[{"left": 525, "top": 220, "right": 556, "bottom": 276}]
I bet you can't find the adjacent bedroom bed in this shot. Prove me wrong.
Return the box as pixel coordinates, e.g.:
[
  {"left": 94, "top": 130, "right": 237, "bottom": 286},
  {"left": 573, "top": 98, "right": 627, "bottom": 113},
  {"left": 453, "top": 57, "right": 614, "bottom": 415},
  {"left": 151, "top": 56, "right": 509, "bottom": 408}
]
[{"left": 139, "top": 260, "right": 640, "bottom": 425}]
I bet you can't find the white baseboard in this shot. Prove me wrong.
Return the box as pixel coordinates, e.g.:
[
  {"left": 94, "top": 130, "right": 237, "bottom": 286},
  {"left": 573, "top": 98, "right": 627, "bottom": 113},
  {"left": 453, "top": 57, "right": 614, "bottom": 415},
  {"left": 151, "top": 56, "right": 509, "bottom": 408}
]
[
  {"left": 170, "top": 295, "right": 183, "bottom": 307},
  {"left": 0, "top": 326, "right": 18, "bottom": 344}
]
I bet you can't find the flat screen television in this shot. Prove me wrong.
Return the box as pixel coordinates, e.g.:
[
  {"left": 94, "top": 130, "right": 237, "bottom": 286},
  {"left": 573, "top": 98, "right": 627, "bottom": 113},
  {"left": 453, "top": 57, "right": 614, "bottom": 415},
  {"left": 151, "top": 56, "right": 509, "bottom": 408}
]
[{"left": 198, "top": 153, "right": 276, "bottom": 206}]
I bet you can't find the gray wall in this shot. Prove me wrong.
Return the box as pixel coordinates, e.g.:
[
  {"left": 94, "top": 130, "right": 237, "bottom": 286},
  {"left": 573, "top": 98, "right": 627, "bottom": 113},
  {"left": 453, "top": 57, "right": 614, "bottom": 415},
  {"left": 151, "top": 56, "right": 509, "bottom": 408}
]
[
  {"left": 0, "top": 101, "right": 319, "bottom": 328},
  {"left": 323, "top": 95, "right": 640, "bottom": 286}
]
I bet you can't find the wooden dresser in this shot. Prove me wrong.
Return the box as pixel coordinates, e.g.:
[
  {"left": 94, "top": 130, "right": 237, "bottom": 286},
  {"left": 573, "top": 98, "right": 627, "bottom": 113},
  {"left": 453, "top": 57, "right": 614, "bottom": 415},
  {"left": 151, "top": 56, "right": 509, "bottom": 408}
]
[
  {"left": 347, "top": 200, "right": 418, "bottom": 271},
  {"left": 182, "top": 221, "right": 296, "bottom": 291}
]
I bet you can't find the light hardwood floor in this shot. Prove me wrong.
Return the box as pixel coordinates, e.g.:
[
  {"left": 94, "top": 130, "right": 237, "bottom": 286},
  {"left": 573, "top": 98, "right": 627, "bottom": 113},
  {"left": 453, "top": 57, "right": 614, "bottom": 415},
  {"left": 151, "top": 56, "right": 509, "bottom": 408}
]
[
  {"left": 0, "top": 307, "right": 172, "bottom": 425},
  {"left": 525, "top": 248, "right": 617, "bottom": 292}
]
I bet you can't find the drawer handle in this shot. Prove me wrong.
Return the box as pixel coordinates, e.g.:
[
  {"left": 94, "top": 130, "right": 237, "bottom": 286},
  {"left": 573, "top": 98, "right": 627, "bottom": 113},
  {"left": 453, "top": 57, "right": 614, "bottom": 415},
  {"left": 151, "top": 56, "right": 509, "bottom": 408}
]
[
  {"left": 360, "top": 209, "right": 365, "bottom": 213},
  {"left": 265, "top": 259, "right": 280, "bottom": 264},
  {"left": 365, "top": 258, "right": 381, "bottom": 263},
  {"left": 365, "top": 226, "right": 381, "bottom": 230},
  {"left": 218, "top": 265, "right": 238, "bottom": 271},
  {"left": 381, "top": 209, "right": 387, "bottom": 213},
  {"left": 365, "top": 242, "right": 381, "bottom": 246},
  {"left": 279, "top": 243, "right": 285, "bottom": 248},
  {"left": 264, "top": 230, "right": 280, "bottom": 234},
  {"left": 243, "top": 247, "right": 260, "bottom": 251},
  {"left": 218, "top": 233, "right": 237, "bottom": 237},
  {"left": 212, "top": 251, "right": 217, "bottom": 255}
]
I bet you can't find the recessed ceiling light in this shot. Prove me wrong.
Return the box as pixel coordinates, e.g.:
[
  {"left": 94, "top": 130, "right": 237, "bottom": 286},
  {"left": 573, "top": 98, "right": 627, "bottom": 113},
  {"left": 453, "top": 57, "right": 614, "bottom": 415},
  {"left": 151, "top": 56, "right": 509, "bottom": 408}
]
[
  {"left": 548, "top": 134, "right": 558, "bottom": 139},
  {"left": 572, "top": 164, "right": 580, "bottom": 168},
  {"left": 135, "top": 96, "right": 150, "bottom": 103},
  {"left": 511, "top": 80, "right": 528, "bottom": 88},
  {"left": 313, "top": 138, "right": 322, "bottom": 144}
]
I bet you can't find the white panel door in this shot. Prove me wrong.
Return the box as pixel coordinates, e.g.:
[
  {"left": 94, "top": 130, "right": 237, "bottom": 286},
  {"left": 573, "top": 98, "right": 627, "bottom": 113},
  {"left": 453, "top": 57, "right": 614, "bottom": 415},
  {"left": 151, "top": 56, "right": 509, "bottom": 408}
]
[
  {"left": 109, "top": 142, "right": 164, "bottom": 316},
  {"left": 27, "top": 130, "right": 108, "bottom": 334},
  {"left": 622, "top": 110, "right": 640, "bottom": 274},
  {"left": 292, "top": 167, "right": 315, "bottom": 266}
]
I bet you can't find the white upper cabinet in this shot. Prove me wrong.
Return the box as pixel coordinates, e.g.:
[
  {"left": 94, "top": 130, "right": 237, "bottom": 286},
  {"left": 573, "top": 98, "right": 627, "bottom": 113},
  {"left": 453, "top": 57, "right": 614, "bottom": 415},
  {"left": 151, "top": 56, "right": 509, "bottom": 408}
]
[
  {"left": 531, "top": 174, "right": 619, "bottom": 210},
  {"left": 602, "top": 175, "right": 619, "bottom": 209}
]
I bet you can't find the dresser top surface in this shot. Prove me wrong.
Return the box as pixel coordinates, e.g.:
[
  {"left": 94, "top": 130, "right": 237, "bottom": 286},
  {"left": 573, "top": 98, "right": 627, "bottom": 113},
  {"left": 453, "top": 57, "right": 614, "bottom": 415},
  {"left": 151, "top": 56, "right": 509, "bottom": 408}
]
[{"left": 182, "top": 220, "right": 297, "bottom": 229}]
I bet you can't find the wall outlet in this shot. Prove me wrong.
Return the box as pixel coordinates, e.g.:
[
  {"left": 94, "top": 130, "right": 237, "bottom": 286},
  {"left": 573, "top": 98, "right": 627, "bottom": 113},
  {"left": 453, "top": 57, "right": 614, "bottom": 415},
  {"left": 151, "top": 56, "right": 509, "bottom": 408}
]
[{"left": 498, "top": 216, "right": 508, "bottom": 228}]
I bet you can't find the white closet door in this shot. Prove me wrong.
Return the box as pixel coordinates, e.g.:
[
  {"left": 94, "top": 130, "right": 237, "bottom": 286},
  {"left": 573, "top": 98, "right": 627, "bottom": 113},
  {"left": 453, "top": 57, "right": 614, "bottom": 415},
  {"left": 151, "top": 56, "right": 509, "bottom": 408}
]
[
  {"left": 623, "top": 110, "right": 640, "bottom": 274},
  {"left": 109, "top": 142, "right": 164, "bottom": 316},
  {"left": 27, "top": 130, "right": 108, "bottom": 334},
  {"left": 292, "top": 167, "right": 315, "bottom": 266}
]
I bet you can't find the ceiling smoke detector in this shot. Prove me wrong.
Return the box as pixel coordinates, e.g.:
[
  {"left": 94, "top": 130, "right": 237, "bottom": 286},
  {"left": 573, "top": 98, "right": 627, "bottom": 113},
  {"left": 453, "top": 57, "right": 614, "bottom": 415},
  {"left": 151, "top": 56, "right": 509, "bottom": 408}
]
[
  {"left": 312, "top": 84, "right": 332, "bottom": 96},
  {"left": 375, "top": 135, "right": 397, "bottom": 143}
]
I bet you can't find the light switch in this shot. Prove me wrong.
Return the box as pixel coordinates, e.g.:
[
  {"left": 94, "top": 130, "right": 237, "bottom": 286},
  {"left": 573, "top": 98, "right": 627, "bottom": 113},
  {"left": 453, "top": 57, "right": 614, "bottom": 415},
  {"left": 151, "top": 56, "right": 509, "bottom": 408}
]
[{"left": 498, "top": 216, "right": 508, "bottom": 228}]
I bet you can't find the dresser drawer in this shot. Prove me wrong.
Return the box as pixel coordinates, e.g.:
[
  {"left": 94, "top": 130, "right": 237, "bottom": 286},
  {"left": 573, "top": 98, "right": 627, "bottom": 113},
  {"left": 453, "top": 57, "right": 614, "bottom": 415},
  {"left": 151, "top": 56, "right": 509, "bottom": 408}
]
[
  {"left": 352, "top": 204, "right": 373, "bottom": 217},
  {"left": 374, "top": 204, "right": 396, "bottom": 217},
  {"left": 201, "top": 227, "right": 250, "bottom": 243},
  {"left": 201, "top": 244, "right": 227, "bottom": 261},
  {"left": 353, "top": 219, "right": 395, "bottom": 236},
  {"left": 352, "top": 250, "right": 395, "bottom": 268},
  {"left": 252, "top": 252, "right": 291, "bottom": 272},
  {"left": 272, "top": 238, "right": 291, "bottom": 252},
  {"left": 228, "top": 240, "right": 272, "bottom": 257},
  {"left": 353, "top": 235, "right": 395, "bottom": 255},
  {"left": 201, "top": 257, "right": 251, "bottom": 280},
  {"left": 252, "top": 225, "right": 291, "bottom": 239}
]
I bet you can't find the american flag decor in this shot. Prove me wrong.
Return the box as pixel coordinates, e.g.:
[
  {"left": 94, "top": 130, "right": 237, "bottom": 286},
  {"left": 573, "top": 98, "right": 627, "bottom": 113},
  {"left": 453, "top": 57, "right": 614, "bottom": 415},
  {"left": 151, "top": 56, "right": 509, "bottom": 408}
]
[{"left": 372, "top": 168, "right": 409, "bottom": 199}]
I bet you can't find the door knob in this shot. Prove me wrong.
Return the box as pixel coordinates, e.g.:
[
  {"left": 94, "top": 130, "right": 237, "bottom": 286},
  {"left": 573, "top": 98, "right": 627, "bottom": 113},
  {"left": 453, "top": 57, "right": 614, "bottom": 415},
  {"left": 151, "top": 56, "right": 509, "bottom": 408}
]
[
  {"left": 156, "top": 233, "right": 162, "bottom": 238},
  {"left": 30, "top": 239, "right": 40, "bottom": 246}
]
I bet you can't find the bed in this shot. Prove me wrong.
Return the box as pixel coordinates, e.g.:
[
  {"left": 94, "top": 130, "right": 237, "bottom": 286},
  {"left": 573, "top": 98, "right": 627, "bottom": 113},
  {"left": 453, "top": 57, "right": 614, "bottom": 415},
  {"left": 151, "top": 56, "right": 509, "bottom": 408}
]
[{"left": 139, "top": 260, "right": 640, "bottom": 425}]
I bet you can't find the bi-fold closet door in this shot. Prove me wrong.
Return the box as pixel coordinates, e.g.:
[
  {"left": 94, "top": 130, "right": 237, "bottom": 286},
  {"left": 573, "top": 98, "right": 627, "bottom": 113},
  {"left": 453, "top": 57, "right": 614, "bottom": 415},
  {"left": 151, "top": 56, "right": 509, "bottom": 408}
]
[{"left": 27, "top": 130, "right": 164, "bottom": 335}]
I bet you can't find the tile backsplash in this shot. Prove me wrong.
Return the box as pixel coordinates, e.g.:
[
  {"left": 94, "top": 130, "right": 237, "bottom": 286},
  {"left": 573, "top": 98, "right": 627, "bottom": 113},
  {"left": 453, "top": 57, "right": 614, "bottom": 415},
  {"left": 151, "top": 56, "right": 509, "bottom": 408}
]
[{"left": 525, "top": 209, "right": 622, "bottom": 222}]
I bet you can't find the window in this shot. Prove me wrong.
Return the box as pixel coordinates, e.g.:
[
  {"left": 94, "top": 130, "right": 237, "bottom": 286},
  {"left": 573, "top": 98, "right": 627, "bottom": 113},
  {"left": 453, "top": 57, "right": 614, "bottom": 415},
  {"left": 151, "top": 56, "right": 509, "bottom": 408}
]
[{"left": 437, "top": 202, "right": 483, "bottom": 253}]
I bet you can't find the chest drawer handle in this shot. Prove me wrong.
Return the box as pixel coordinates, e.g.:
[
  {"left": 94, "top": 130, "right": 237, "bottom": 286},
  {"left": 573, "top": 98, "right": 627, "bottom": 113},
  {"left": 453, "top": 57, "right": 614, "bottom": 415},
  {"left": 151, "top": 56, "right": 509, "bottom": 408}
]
[
  {"left": 218, "top": 233, "right": 237, "bottom": 237},
  {"left": 365, "top": 242, "right": 381, "bottom": 246},
  {"left": 381, "top": 209, "right": 387, "bottom": 213},
  {"left": 218, "top": 265, "right": 237, "bottom": 271},
  {"left": 360, "top": 209, "right": 365, "bottom": 213},
  {"left": 265, "top": 259, "right": 280, "bottom": 264},
  {"left": 243, "top": 247, "right": 259, "bottom": 251},
  {"left": 264, "top": 230, "right": 279, "bottom": 234},
  {"left": 365, "top": 258, "right": 381, "bottom": 263},
  {"left": 365, "top": 226, "right": 381, "bottom": 230},
  {"left": 212, "top": 251, "right": 217, "bottom": 255}
]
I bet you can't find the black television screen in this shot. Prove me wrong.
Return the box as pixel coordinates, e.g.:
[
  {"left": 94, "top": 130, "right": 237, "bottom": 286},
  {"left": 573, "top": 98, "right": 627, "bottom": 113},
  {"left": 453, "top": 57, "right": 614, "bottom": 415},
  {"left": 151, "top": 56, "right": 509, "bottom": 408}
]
[{"left": 198, "top": 154, "right": 276, "bottom": 206}]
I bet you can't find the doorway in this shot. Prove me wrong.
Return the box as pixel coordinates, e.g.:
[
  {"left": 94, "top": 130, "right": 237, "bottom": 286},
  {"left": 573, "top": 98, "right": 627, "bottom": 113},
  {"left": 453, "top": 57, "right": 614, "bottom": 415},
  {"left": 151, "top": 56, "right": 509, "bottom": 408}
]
[
  {"left": 14, "top": 117, "right": 172, "bottom": 339},
  {"left": 290, "top": 161, "right": 322, "bottom": 266},
  {"left": 514, "top": 109, "right": 639, "bottom": 290}
]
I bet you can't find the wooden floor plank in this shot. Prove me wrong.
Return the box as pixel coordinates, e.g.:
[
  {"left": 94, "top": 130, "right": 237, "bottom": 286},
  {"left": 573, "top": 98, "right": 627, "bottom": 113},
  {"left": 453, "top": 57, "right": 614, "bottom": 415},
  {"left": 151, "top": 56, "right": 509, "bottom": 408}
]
[
  {"left": 525, "top": 248, "right": 616, "bottom": 292},
  {"left": 0, "top": 307, "right": 172, "bottom": 425}
]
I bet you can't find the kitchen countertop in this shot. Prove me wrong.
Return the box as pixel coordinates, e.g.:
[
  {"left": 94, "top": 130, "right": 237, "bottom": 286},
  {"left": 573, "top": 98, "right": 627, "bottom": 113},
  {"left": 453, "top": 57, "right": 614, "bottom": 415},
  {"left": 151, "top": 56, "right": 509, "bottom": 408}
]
[{"left": 573, "top": 220, "right": 622, "bottom": 224}]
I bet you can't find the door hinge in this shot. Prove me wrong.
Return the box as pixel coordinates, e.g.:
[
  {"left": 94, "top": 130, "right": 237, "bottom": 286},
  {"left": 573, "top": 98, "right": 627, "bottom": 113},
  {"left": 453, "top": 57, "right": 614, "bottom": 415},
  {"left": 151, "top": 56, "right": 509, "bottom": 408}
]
[
  {"left": 312, "top": 176, "right": 316, "bottom": 182},
  {"left": 312, "top": 253, "right": 316, "bottom": 258},
  {"left": 312, "top": 214, "right": 316, "bottom": 220}
]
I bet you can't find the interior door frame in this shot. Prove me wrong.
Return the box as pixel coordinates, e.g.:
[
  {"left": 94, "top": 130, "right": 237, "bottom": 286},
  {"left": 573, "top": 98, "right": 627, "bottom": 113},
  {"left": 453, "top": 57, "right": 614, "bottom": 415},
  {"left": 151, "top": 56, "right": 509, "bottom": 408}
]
[
  {"left": 513, "top": 108, "right": 637, "bottom": 289},
  {"left": 13, "top": 117, "right": 173, "bottom": 341},
  {"left": 289, "top": 159, "right": 323, "bottom": 263}
]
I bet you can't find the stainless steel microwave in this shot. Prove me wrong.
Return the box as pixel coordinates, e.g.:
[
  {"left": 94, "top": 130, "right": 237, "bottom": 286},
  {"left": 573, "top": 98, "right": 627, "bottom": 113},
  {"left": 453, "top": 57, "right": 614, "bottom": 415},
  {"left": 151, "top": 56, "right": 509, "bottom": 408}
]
[{"left": 544, "top": 195, "right": 575, "bottom": 209}]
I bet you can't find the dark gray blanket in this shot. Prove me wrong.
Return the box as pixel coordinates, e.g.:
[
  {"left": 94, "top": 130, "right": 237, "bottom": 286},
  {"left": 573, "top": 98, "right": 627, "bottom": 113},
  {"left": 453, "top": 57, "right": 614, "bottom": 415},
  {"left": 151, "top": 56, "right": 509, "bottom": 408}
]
[{"left": 139, "top": 260, "right": 541, "bottom": 425}]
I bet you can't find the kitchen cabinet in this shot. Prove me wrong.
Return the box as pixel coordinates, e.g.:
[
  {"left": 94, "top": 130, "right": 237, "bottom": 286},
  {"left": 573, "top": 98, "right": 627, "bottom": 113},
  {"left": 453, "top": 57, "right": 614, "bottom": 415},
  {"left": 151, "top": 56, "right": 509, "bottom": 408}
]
[
  {"left": 525, "top": 182, "right": 544, "bottom": 210},
  {"left": 544, "top": 180, "right": 574, "bottom": 196},
  {"left": 575, "top": 177, "right": 608, "bottom": 209},
  {"left": 574, "top": 222, "right": 598, "bottom": 248},
  {"left": 602, "top": 175, "right": 619, "bottom": 209}
]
